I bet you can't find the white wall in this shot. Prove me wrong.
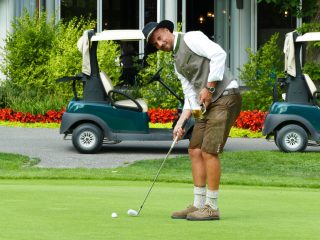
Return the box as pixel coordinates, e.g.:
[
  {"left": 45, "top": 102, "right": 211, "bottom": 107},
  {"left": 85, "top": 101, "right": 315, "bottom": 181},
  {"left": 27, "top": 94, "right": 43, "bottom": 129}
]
[
  {"left": 214, "top": 0, "right": 257, "bottom": 85},
  {"left": 229, "top": 0, "right": 253, "bottom": 85},
  {"left": 0, "top": 0, "right": 15, "bottom": 82}
]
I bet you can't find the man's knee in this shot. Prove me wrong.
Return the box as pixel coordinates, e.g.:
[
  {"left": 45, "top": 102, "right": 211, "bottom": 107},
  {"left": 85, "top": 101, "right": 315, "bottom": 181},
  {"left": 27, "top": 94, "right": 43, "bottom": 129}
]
[
  {"left": 188, "top": 148, "right": 202, "bottom": 158},
  {"left": 202, "top": 151, "right": 219, "bottom": 161}
]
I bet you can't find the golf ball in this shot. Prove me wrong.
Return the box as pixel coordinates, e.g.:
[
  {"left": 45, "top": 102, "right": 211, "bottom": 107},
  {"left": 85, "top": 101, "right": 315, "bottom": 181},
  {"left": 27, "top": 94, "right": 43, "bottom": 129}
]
[
  {"left": 127, "top": 209, "right": 138, "bottom": 216},
  {"left": 111, "top": 212, "right": 118, "bottom": 218}
]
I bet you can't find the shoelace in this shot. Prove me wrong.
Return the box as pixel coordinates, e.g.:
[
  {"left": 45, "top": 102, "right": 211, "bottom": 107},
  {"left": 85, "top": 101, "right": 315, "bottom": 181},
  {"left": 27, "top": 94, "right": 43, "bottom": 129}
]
[{"left": 200, "top": 205, "right": 216, "bottom": 215}]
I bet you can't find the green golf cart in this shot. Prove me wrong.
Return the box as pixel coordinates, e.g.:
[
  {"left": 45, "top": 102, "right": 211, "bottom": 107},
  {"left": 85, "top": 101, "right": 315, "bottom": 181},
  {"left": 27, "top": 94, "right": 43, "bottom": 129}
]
[
  {"left": 263, "top": 31, "right": 320, "bottom": 152},
  {"left": 57, "top": 29, "right": 193, "bottom": 153}
]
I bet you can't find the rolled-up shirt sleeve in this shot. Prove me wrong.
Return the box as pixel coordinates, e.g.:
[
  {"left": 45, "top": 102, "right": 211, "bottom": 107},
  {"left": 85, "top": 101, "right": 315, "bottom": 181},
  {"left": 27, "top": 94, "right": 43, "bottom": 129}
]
[{"left": 184, "top": 31, "right": 227, "bottom": 82}]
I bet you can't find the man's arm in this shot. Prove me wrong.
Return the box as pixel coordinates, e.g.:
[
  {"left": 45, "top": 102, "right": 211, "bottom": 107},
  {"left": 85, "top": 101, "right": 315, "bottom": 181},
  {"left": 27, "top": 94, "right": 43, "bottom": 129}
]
[
  {"left": 184, "top": 31, "right": 227, "bottom": 106},
  {"left": 184, "top": 31, "right": 227, "bottom": 83}
]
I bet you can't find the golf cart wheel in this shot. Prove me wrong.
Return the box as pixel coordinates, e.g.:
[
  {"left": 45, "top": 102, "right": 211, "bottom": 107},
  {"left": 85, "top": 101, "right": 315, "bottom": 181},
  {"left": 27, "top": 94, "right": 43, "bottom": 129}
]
[
  {"left": 72, "top": 123, "right": 103, "bottom": 153},
  {"left": 276, "top": 124, "right": 308, "bottom": 152}
]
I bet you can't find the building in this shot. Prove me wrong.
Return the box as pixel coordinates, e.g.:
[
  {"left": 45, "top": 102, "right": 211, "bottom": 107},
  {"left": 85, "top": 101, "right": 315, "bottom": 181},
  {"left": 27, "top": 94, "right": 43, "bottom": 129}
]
[{"left": 0, "top": 0, "right": 300, "bottom": 83}]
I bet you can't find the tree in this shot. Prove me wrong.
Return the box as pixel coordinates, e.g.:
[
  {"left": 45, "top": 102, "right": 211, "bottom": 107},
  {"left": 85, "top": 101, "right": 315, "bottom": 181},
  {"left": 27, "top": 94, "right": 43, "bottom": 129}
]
[{"left": 257, "top": 0, "right": 318, "bottom": 18}]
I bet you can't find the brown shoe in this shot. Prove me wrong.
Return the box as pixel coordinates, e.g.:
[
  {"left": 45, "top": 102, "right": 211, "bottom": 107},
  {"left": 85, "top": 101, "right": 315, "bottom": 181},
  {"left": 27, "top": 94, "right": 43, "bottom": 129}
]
[
  {"left": 171, "top": 205, "right": 198, "bottom": 219},
  {"left": 186, "top": 204, "right": 220, "bottom": 221}
]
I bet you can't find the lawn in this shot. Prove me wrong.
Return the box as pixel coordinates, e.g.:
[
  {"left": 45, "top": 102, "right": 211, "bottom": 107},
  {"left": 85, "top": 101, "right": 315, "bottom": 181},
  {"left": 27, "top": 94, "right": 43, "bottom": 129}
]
[
  {"left": 0, "top": 180, "right": 319, "bottom": 240},
  {"left": 0, "top": 150, "right": 320, "bottom": 239},
  {"left": 0, "top": 151, "right": 319, "bottom": 188}
]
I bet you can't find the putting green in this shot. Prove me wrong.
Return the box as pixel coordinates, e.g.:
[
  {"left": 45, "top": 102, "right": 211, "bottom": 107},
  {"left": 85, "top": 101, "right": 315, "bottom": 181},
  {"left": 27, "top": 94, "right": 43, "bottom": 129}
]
[{"left": 0, "top": 180, "right": 319, "bottom": 240}]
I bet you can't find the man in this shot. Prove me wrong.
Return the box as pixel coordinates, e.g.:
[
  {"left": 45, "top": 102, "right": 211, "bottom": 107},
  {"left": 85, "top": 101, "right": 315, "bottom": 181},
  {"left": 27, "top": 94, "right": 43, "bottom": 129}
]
[{"left": 142, "top": 20, "right": 242, "bottom": 221}]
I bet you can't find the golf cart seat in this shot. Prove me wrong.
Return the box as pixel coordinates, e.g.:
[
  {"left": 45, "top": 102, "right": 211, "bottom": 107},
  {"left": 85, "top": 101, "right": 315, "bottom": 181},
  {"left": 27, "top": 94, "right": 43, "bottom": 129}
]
[
  {"left": 304, "top": 74, "right": 318, "bottom": 96},
  {"left": 100, "top": 71, "right": 148, "bottom": 112}
]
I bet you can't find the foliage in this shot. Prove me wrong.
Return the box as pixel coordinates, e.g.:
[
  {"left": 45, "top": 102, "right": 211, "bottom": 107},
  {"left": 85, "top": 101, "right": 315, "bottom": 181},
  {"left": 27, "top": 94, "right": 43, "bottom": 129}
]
[
  {"left": 97, "top": 41, "right": 122, "bottom": 85},
  {"left": 303, "top": 63, "right": 320, "bottom": 83},
  {"left": 0, "top": 11, "right": 121, "bottom": 114},
  {"left": 297, "top": 22, "right": 320, "bottom": 34},
  {"left": 138, "top": 51, "right": 183, "bottom": 109},
  {"left": 257, "top": 0, "right": 318, "bottom": 18},
  {"left": 0, "top": 10, "right": 56, "bottom": 90},
  {"left": 240, "top": 33, "right": 284, "bottom": 111},
  {"left": 47, "top": 18, "right": 95, "bottom": 94},
  {"left": 297, "top": 23, "right": 320, "bottom": 82},
  {"left": 229, "top": 127, "right": 263, "bottom": 138},
  {"left": 1, "top": 82, "right": 69, "bottom": 115}
]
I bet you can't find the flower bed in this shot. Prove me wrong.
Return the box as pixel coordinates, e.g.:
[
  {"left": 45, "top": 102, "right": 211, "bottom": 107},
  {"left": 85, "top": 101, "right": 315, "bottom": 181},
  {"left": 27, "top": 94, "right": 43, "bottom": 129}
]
[
  {"left": 147, "top": 108, "right": 178, "bottom": 123},
  {"left": 234, "top": 110, "right": 267, "bottom": 132},
  {"left": 0, "top": 108, "right": 267, "bottom": 132},
  {"left": 0, "top": 108, "right": 65, "bottom": 123}
]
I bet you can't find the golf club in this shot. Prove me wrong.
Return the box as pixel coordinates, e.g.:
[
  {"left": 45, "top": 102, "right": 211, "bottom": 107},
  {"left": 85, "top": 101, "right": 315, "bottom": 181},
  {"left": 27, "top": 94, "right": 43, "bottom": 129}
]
[{"left": 130, "top": 118, "right": 189, "bottom": 217}]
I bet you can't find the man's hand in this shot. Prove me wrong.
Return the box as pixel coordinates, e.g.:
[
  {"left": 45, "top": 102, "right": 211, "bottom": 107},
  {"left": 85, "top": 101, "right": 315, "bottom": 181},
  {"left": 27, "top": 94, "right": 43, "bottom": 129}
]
[
  {"left": 199, "top": 82, "right": 217, "bottom": 107},
  {"left": 173, "top": 110, "right": 191, "bottom": 141},
  {"left": 173, "top": 123, "right": 185, "bottom": 140},
  {"left": 199, "top": 88, "right": 213, "bottom": 107}
]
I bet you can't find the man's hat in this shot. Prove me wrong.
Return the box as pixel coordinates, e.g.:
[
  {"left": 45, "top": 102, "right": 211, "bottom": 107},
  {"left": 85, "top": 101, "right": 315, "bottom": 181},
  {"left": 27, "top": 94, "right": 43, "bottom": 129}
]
[{"left": 142, "top": 20, "right": 174, "bottom": 53}]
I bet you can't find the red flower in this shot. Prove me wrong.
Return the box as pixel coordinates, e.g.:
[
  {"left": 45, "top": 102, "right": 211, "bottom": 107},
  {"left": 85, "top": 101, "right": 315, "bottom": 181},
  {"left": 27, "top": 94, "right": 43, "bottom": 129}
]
[
  {"left": 234, "top": 110, "right": 267, "bottom": 132},
  {"left": 0, "top": 107, "right": 266, "bottom": 132},
  {"left": 148, "top": 108, "right": 178, "bottom": 124}
]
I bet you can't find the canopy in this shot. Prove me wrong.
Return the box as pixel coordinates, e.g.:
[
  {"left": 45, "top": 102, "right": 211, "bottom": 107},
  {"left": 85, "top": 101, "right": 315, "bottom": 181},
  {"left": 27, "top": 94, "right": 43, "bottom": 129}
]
[
  {"left": 296, "top": 32, "right": 320, "bottom": 42},
  {"left": 91, "top": 30, "right": 145, "bottom": 41}
]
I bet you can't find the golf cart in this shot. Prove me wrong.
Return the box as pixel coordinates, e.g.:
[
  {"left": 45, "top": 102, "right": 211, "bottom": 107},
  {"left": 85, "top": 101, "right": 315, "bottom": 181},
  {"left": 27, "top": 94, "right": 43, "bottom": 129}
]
[
  {"left": 57, "top": 29, "right": 193, "bottom": 153},
  {"left": 262, "top": 31, "right": 320, "bottom": 152}
]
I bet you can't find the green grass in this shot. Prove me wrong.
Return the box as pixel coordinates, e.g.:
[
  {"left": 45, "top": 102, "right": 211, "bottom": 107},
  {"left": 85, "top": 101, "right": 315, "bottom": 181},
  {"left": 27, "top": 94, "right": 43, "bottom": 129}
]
[
  {"left": 1, "top": 152, "right": 320, "bottom": 239},
  {"left": 0, "top": 151, "right": 319, "bottom": 188},
  {"left": 0, "top": 180, "right": 319, "bottom": 240}
]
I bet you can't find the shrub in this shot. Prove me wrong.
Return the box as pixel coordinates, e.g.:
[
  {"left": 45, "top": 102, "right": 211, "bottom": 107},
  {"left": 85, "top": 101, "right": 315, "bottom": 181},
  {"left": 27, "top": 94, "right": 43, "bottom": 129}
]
[
  {"left": 0, "top": 10, "right": 56, "bottom": 91},
  {"left": 97, "top": 41, "right": 122, "bottom": 85},
  {"left": 298, "top": 22, "right": 320, "bottom": 83},
  {"left": 0, "top": 11, "right": 123, "bottom": 114},
  {"left": 47, "top": 17, "right": 95, "bottom": 94},
  {"left": 240, "top": 33, "right": 284, "bottom": 111},
  {"left": 138, "top": 51, "right": 183, "bottom": 109}
]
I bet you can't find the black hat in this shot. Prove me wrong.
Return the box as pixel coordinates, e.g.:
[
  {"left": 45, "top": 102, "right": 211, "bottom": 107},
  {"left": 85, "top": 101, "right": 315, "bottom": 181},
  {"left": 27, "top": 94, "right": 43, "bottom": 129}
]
[{"left": 142, "top": 20, "right": 174, "bottom": 53}]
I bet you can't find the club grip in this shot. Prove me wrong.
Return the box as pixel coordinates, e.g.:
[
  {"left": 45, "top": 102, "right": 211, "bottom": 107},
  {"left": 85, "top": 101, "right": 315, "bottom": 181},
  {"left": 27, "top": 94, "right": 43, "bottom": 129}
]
[{"left": 181, "top": 118, "right": 188, "bottom": 129}]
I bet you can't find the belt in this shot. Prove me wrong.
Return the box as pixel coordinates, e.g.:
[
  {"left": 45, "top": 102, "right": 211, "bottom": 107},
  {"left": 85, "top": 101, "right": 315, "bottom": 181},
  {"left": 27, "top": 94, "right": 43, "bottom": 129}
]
[{"left": 221, "top": 88, "right": 240, "bottom": 96}]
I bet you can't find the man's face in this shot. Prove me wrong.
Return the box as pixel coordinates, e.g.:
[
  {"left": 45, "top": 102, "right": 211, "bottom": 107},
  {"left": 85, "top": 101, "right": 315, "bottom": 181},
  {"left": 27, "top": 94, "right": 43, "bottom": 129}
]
[{"left": 149, "top": 28, "right": 174, "bottom": 52}]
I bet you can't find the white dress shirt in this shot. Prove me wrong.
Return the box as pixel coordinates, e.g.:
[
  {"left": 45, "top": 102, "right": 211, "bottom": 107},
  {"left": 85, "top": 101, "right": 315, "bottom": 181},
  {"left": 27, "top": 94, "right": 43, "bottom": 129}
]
[{"left": 173, "top": 32, "right": 239, "bottom": 110}]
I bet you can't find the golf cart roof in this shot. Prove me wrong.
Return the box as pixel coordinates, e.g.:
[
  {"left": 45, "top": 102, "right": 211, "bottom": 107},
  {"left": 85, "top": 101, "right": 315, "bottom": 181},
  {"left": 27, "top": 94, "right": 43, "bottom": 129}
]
[
  {"left": 91, "top": 30, "right": 145, "bottom": 41},
  {"left": 296, "top": 32, "right": 320, "bottom": 42}
]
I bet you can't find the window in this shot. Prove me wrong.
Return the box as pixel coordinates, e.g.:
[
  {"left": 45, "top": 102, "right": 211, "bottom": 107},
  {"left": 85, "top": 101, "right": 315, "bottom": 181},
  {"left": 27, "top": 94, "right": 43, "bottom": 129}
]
[
  {"left": 61, "top": 0, "right": 97, "bottom": 22},
  {"left": 102, "top": 0, "right": 139, "bottom": 30},
  {"left": 258, "top": 2, "right": 296, "bottom": 48}
]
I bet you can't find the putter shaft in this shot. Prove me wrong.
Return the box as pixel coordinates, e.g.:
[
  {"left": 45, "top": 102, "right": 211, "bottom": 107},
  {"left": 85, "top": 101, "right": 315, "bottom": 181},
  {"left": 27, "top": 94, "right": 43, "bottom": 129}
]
[{"left": 137, "top": 119, "right": 188, "bottom": 215}]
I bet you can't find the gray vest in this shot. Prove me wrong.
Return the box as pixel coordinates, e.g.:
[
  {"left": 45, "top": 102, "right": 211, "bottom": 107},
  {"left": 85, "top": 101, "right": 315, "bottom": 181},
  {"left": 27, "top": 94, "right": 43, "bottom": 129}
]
[{"left": 174, "top": 33, "right": 232, "bottom": 102}]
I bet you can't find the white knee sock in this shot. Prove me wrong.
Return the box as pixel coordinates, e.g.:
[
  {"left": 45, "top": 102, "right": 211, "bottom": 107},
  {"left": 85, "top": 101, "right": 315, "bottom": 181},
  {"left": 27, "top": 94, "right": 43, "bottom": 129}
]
[
  {"left": 205, "top": 190, "right": 219, "bottom": 210},
  {"left": 193, "top": 186, "right": 206, "bottom": 208}
]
